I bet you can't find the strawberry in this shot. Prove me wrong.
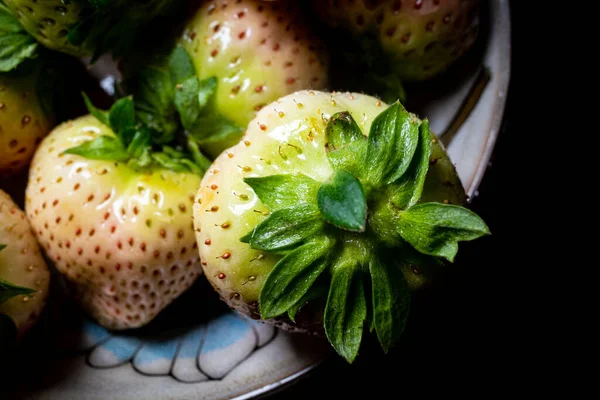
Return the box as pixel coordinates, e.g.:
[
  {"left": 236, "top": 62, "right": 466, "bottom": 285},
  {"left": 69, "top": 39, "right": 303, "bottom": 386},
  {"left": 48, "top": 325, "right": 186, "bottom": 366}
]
[
  {"left": 178, "top": 0, "right": 328, "bottom": 156},
  {"left": 193, "top": 90, "right": 488, "bottom": 362},
  {"left": 3, "top": 0, "right": 183, "bottom": 58},
  {"left": 24, "top": 94, "right": 206, "bottom": 330},
  {"left": 0, "top": 65, "right": 55, "bottom": 178},
  {"left": 0, "top": 190, "right": 50, "bottom": 342},
  {"left": 0, "top": 4, "right": 55, "bottom": 178},
  {"left": 313, "top": 0, "right": 480, "bottom": 99}
]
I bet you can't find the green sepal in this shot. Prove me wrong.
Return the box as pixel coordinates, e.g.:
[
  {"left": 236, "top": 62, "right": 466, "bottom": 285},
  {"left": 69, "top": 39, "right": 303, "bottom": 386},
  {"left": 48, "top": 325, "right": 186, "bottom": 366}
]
[
  {"left": 0, "top": 244, "right": 6, "bottom": 251},
  {"left": 174, "top": 76, "right": 204, "bottom": 130},
  {"left": 241, "top": 204, "right": 324, "bottom": 253},
  {"left": 365, "top": 102, "right": 419, "bottom": 186},
  {"left": 126, "top": 65, "right": 178, "bottom": 144},
  {"left": 0, "top": 3, "right": 38, "bottom": 72},
  {"left": 126, "top": 128, "right": 152, "bottom": 158},
  {"left": 318, "top": 170, "right": 367, "bottom": 232},
  {"left": 82, "top": 92, "right": 109, "bottom": 127},
  {"left": 189, "top": 115, "right": 243, "bottom": 146},
  {"left": 72, "top": 93, "right": 204, "bottom": 174},
  {"left": 287, "top": 280, "right": 328, "bottom": 323},
  {"left": 244, "top": 174, "right": 321, "bottom": 212},
  {"left": 325, "top": 112, "right": 365, "bottom": 152},
  {"left": 388, "top": 120, "right": 433, "bottom": 209},
  {"left": 0, "top": 278, "right": 36, "bottom": 305},
  {"left": 127, "top": 147, "right": 153, "bottom": 170},
  {"left": 168, "top": 46, "right": 196, "bottom": 84},
  {"left": 398, "top": 203, "right": 490, "bottom": 262},
  {"left": 369, "top": 256, "right": 410, "bottom": 353},
  {"left": 63, "top": 135, "right": 129, "bottom": 161},
  {"left": 186, "top": 138, "right": 212, "bottom": 173},
  {"left": 152, "top": 152, "right": 194, "bottom": 173},
  {"left": 259, "top": 235, "right": 334, "bottom": 319},
  {"left": 327, "top": 140, "right": 367, "bottom": 180},
  {"left": 324, "top": 262, "right": 367, "bottom": 364},
  {"left": 108, "top": 96, "right": 136, "bottom": 140}
]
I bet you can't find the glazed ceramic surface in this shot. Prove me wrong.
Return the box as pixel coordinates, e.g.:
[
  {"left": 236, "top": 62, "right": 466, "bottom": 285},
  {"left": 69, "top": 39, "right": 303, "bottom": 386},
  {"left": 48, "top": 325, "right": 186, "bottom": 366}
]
[{"left": 7, "top": 1, "right": 510, "bottom": 399}]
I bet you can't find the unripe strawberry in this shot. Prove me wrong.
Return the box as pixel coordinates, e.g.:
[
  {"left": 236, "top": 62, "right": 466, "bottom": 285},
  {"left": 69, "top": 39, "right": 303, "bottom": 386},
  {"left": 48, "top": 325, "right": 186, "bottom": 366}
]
[
  {"left": 194, "top": 90, "right": 487, "bottom": 362},
  {"left": 25, "top": 114, "right": 204, "bottom": 330},
  {"left": 0, "top": 65, "right": 54, "bottom": 178},
  {"left": 179, "top": 0, "right": 328, "bottom": 156},
  {"left": 4, "top": 0, "right": 181, "bottom": 58},
  {"left": 0, "top": 190, "right": 50, "bottom": 340},
  {"left": 313, "top": 0, "right": 479, "bottom": 91}
]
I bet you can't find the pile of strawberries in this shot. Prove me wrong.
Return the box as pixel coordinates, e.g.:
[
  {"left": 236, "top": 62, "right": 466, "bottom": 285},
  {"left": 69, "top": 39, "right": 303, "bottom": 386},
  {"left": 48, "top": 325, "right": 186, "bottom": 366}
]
[{"left": 1, "top": 0, "right": 486, "bottom": 362}]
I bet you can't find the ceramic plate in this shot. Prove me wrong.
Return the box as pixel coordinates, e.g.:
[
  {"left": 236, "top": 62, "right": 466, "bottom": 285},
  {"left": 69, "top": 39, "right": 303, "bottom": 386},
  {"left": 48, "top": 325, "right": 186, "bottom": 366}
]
[{"left": 5, "top": 1, "right": 510, "bottom": 399}]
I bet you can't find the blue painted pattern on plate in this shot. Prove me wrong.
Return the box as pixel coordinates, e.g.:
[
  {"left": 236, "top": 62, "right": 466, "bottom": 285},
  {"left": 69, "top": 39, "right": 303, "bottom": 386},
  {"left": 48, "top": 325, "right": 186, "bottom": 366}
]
[{"left": 59, "top": 310, "right": 276, "bottom": 382}]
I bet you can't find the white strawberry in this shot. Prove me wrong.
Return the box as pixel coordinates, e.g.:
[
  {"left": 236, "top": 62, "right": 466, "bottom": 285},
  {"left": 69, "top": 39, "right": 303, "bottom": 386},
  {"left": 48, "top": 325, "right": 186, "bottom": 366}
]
[
  {"left": 25, "top": 106, "right": 205, "bottom": 330},
  {"left": 178, "top": 0, "right": 328, "bottom": 156},
  {"left": 193, "top": 90, "right": 488, "bottom": 362},
  {"left": 0, "top": 189, "right": 50, "bottom": 341}
]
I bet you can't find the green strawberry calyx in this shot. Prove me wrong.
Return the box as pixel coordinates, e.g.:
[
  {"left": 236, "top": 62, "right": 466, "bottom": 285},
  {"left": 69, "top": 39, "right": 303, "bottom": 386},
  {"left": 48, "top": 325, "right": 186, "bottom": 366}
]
[
  {"left": 63, "top": 46, "right": 244, "bottom": 175},
  {"left": 123, "top": 46, "right": 243, "bottom": 155},
  {"left": 0, "top": 2, "right": 38, "bottom": 72},
  {"left": 241, "top": 103, "right": 490, "bottom": 363}
]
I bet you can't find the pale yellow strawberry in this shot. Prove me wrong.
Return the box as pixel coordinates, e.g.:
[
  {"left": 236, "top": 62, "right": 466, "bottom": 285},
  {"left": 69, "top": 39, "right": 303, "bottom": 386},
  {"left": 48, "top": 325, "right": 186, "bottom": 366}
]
[
  {"left": 193, "top": 90, "right": 465, "bottom": 330},
  {"left": 180, "top": 0, "right": 328, "bottom": 155},
  {"left": 0, "top": 68, "right": 54, "bottom": 178},
  {"left": 25, "top": 115, "right": 203, "bottom": 330},
  {"left": 0, "top": 189, "right": 50, "bottom": 339}
]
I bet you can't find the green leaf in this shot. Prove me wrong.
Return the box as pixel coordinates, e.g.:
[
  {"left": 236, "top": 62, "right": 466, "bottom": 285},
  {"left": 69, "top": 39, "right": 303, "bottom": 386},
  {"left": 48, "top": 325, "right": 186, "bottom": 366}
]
[
  {"left": 327, "top": 139, "right": 367, "bottom": 179},
  {"left": 196, "top": 77, "right": 217, "bottom": 110},
  {"left": 244, "top": 174, "right": 321, "bottom": 212},
  {"left": 259, "top": 236, "right": 333, "bottom": 319},
  {"left": 324, "top": 263, "right": 367, "bottom": 363},
  {"left": 398, "top": 203, "right": 490, "bottom": 262},
  {"left": 168, "top": 46, "right": 196, "bottom": 85},
  {"left": 108, "top": 96, "right": 136, "bottom": 138},
  {"left": 174, "top": 76, "right": 202, "bottom": 130},
  {"left": 63, "top": 136, "right": 129, "bottom": 161},
  {"left": 369, "top": 256, "right": 410, "bottom": 353},
  {"left": 191, "top": 115, "right": 243, "bottom": 144},
  {"left": 388, "top": 120, "right": 433, "bottom": 209},
  {"left": 0, "top": 244, "right": 6, "bottom": 252},
  {"left": 161, "top": 145, "right": 186, "bottom": 159},
  {"left": 0, "top": 278, "right": 36, "bottom": 305},
  {"left": 287, "top": 280, "right": 328, "bottom": 322},
  {"left": 186, "top": 138, "right": 212, "bottom": 173},
  {"left": 175, "top": 76, "right": 220, "bottom": 133},
  {"left": 174, "top": 158, "right": 204, "bottom": 176},
  {"left": 241, "top": 204, "right": 325, "bottom": 253},
  {"left": 366, "top": 102, "right": 420, "bottom": 186},
  {"left": 127, "top": 147, "right": 152, "bottom": 170},
  {"left": 0, "top": 3, "right": 38, "bottom": 72},
  {"left": 126, "top": 129, "right": 151, "bottom": 159},
  {"left": 318, "top": 170, "right": 367, "bottom": 232},
  {"left": 151, "top": 152, "right": 193, "bottom": 173},
  {"left": 82, "top": 93, "right": 110, "bottom": 127},
  {"left": 127, "top": 65, "right": 178, "bottom": 144},
  {"left": 325, "top": 112, "right": 365, "bottom": 152}
]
